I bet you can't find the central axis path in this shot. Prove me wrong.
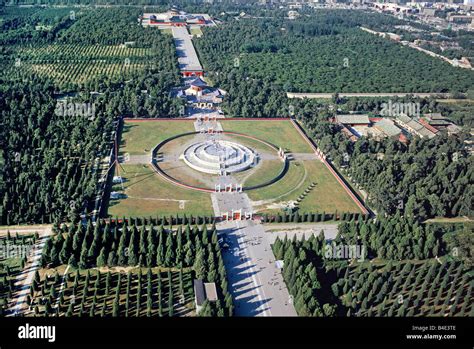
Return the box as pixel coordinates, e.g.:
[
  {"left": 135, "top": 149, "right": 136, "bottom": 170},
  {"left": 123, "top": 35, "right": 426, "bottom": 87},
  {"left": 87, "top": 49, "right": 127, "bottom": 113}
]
[
  {"left": 213, "top": 192, "right": 297, "bottom": 317},
  {"left": 196, "top": 120, "right": 297, "bottom": 316}
]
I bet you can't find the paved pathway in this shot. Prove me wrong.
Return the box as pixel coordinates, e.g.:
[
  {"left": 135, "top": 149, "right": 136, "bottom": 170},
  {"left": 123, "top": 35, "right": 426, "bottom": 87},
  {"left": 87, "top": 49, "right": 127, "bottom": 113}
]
[
  {"left": 172, "top": 26, "right": 202, "bottom": 73},
  {"left": 213, "top": 192, "right": 297, "bottom": 317},
  {"left": 194, "top": 119, "right": 223, "bottom": 132},
  {"left": 219, "top": 219, "right": 297, "bottom": 317},
  {"left": 292, "top": 153, "right": 319, "bottom": 161}
]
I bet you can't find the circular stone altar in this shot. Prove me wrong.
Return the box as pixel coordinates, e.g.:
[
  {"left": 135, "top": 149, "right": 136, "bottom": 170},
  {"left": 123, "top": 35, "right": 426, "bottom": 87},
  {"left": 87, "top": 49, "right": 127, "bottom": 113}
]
[{"left": 180, "top": 139, "right": 256, "bottom": 175}]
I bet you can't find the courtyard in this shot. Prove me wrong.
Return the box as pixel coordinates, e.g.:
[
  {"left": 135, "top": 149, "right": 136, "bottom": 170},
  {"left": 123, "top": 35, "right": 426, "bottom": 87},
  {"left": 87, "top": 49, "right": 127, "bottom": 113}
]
[{"left": 107, "top": 118, "right": 362, "bottom": 218}]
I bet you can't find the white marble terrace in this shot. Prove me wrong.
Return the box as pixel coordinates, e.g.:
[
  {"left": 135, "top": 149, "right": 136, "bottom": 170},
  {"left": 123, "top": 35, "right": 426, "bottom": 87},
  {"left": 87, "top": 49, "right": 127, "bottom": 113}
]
[{"left": 180, "top": 140, "right": 256, "bottom": 175}]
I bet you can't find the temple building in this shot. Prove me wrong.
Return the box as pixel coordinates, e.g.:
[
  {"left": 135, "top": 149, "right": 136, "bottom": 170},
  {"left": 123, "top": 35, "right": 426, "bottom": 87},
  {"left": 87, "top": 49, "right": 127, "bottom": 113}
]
[{"left": 179, "top": 77, "right": 226, "bottom": 110}]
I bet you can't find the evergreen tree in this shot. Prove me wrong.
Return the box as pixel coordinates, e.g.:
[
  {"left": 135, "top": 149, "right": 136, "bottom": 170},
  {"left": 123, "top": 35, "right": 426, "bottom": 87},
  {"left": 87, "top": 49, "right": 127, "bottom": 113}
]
[
  {"left": 96, "top": 247, "right": 107, "bottom": 267},
  {"left": 164, "top": 231, "right": 175, "bottom": 266},
  {"left": 156, "top": 228, "right": 164, "bottom": 266}
]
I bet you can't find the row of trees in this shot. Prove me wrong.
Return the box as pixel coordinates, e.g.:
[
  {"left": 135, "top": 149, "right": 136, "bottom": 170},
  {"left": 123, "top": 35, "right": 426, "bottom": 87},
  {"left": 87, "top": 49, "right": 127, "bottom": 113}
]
[
  {"left": 261, "top": 211, "right": 367, "bottom": 224},
  {"left": 30, "top": 268, "right": 231, "bottom": 317},
  {"left": 42, "top": 221, "right": 218, "bottom": 270},
  {"left": 273, "top": 228, "right": 473, "bottom": 317},
  {"left": 335, "top": 215, "right": 445, "bottom": 261},
  {"left": 273, "top": 233, "right": 339, "bottom": 316},
  {"left": 38, "top": 220, "right": 233, "bottom": 316},
  {"left": 103, "top": 215, "right": 216, "bottom": 227},
  {"left": 332, "top": 260, "right": 472, "bottom": 317}
]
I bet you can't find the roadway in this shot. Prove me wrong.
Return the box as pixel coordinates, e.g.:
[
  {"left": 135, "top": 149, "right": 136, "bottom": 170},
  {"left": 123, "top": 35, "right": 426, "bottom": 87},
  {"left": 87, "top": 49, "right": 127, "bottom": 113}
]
[
  {"left": 172, "top": 27, "right": 203, "bottom": 73},
  {"left": 213, "top": 192, "right": 297, "bottom": 316},
  {"left": 287, "top": 92, "right": 457, "bottom": 99},
  {"left": 219, "top": 219, "right": 297, "bottom": 317}
]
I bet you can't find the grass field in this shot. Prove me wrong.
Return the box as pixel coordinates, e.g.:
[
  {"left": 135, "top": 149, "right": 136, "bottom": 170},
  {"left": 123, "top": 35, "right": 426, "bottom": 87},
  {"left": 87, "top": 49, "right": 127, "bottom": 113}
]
[
  {"left": 250, "top": 161, "right": 306, "bottom": 203},
  {"left": 107, "top": 164, "right": 213, "bottom": 217},
  {"left": 298, "top": 161, "right": 361, "bottom": 213},
  {"left": 250, "top": 160, "right": 361, "bottom": 214},
  {"left": 190, "top": 27, "right": 203, "bottom": 36},
  {"left": 220, "top": 120, "right": 313, "bottom": 153},
  {"left": 113, "top": 121, "right": 213, "bottom": 217},
  {"left": 235, "top": 159, "right": 283, "bottom": 188},
  {"left": 121, "top": 120, "right": 195, "bottom": 155}
]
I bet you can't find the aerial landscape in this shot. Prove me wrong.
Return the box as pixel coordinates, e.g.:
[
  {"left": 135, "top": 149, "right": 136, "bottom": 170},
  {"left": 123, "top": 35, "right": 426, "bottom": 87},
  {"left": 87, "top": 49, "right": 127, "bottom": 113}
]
[{"left": 0, "top": 0, "right": 472, "bottom": 345}]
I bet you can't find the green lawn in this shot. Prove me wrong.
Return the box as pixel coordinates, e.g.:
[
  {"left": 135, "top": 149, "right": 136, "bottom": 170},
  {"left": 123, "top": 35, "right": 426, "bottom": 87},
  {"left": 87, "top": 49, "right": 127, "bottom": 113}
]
[
  {"left": 250, "top": 161, "right": 306, "bottom": 203},
  {"left": 120, "top": 120, "right": 195, "bottom": 155},
  {"left": 238, "top": 159, "right": 284, "bottom": 188},
  {"left": 249, "top": 160, "right": 361, "bottom": 214},
  {"left": 297, "top": 161, "right": 360, "bottom": 213},
  {"left": 107, "top": 164, "right": 213, "bottom": 217},
  {"left": 112, "top": 120, "right": 213, "bottom": 217},
  {"left": 190, "top": 27, "right": 203, "bottom": 36},
  {"left": 220, "top": 119, "right": 313, "bottom": 153}
]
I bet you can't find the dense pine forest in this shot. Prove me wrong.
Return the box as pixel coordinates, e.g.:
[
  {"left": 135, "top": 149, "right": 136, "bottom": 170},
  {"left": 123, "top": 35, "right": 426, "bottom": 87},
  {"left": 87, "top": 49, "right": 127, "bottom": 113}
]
[
  {"left": 194, "top": 12, "right": 474, "bottom": 95},
  {"left": 1, "top": 6, "right": 183, "bottom": 225},
  {"left": 1, "top": 81, "right": 114, "bottom": 224}
]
